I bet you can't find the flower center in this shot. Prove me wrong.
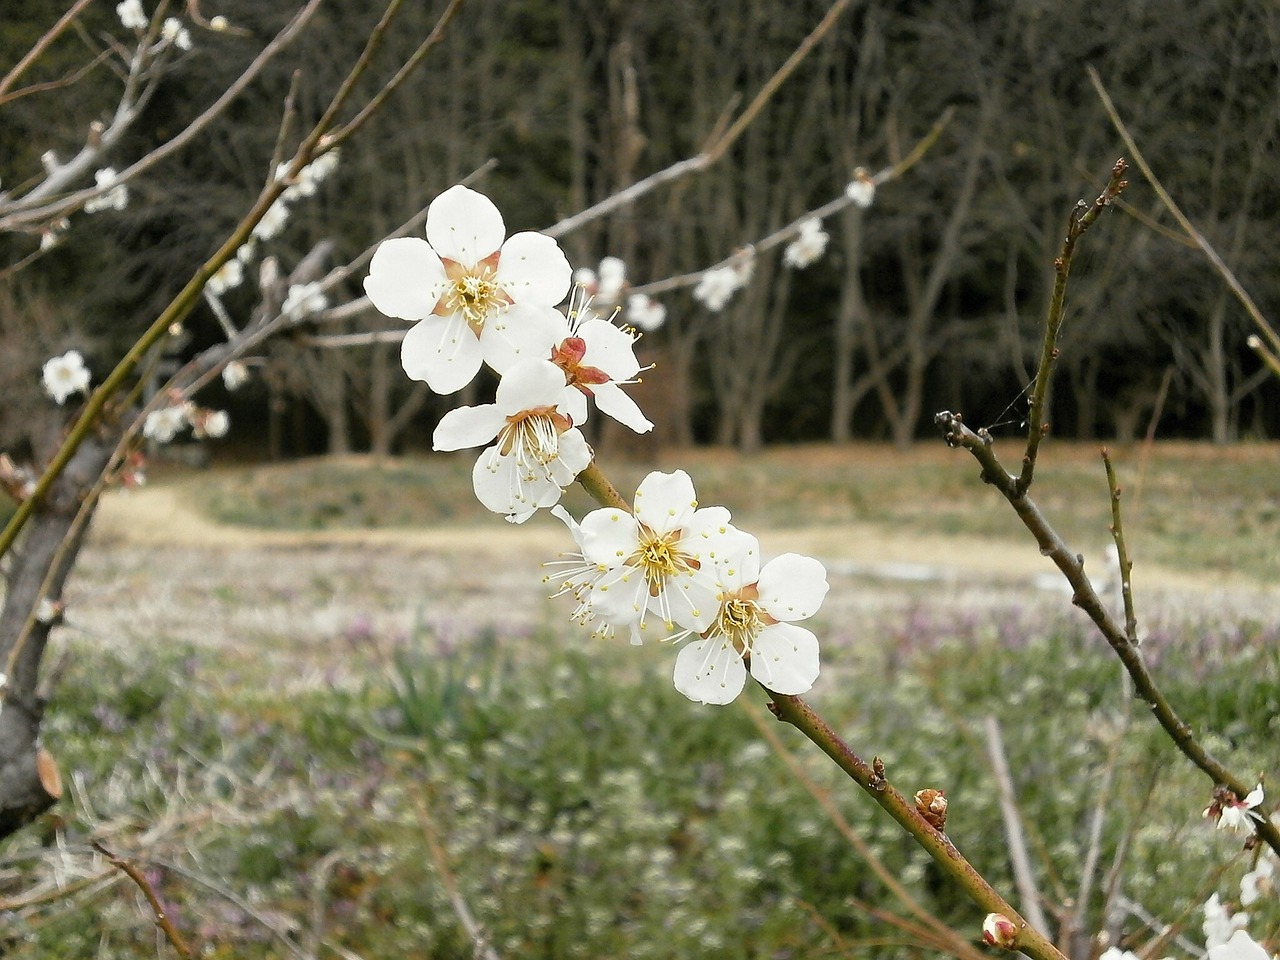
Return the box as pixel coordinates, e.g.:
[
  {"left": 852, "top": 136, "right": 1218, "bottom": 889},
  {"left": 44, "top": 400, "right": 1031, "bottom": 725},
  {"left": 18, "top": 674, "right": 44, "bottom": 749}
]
[
  {"left": 498, "top": 407, "right": 570, "bottom": 470},
  {"left": 435, "top": 253, "right": 513, "bottom": 332},
  {"left": 630, "top": 524, "right": 701, "bottom": 597},
  {"left": 717, "top": 596, "right": 762, "bottom": 653}
]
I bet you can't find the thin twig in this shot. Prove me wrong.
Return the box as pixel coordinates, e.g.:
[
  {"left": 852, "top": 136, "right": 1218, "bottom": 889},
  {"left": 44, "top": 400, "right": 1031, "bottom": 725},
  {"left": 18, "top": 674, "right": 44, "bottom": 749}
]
[
  {"left": 1101, "top": 449, "right": 1138, "bottom": 643},
  {"left": 1087, "top": 66, "right": 1280, "bottom": 357},
  {"left": 90, "top": 842, "right": 194, "bottom": 960},
  {"left": 934, "top": 411, "right": 1280, "bottom": 860},
  {"left": 0, "top": 0, "right": 97, "bottom": 100},
  {"left": 544, "top": 0, "right": 853, "bottom": 239},
  {"left": 1017, "top": 159, "right": 1128, "bottom": 496},
  {"left": 982, "top": 716, "right": 1050, "bottom": 936}
]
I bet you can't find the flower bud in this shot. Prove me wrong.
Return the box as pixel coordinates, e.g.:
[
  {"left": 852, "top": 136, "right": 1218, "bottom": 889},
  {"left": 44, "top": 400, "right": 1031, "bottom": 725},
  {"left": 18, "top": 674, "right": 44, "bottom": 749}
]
[
  {"left": 982, "top": 913, "right": 1019, "bottom": 949},
  {"left": 915, "top": 788, "right": 948, "bottom": 831}
]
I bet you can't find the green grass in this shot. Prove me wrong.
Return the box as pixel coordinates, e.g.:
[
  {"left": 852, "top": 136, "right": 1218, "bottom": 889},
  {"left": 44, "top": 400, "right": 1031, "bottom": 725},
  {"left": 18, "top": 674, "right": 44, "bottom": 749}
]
[
  {"left": 7, "top": 608, "right": 1277, "bottom": 958},
  {"left": 182, "top": 442, "right": 1280, "bottom": 580}
]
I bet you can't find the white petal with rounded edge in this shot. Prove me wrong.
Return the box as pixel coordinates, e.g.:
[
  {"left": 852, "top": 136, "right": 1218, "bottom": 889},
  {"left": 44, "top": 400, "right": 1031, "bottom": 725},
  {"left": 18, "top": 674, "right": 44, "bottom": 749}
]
[
  {"left": 494, "top": 359, "right": 567, "bottom": 414},
  {"left": 495, "top": 232, "right": 572, "bottom": 306},
  {"left": 481, "top": 302, "right": 565, "bottom": 374},
  {"left": 758, "top": 553, "right": 829, "bottom": 622},
  {"left": 580, "top": 509, "right": 640, "bottom": 565},
  {"left": 364, "top": 238, "right": 447, "bottom": 320},
  {"left": 432, "top": 404, "right": 506, "bottom": 451},
  {"left": 426, "top": 185, "right": 505, "bottom": 264},
  {"left": 561, "top": 385, "right": 589, "bottom": 426},
  {"left": 472, "top": 446, "right": 560, "bottom": 521},
  {"left": 401, "top": 316, "right": 483, "bottom": 394},
  {"left": 712, "top": 530, "right": 761, "bottom": 592},
  {"left": 548, "top": 428, "right": 591, "bottom": 485},
  {"left": 590, "top": 563, "right": 649, "bottom": 625},
  {"left": 748, "top": 622, "right": 820, "bottom": 695},
  {"left": 681, "top": 508, "right": 735, "bottom": 561},
  {"left": 591, "top": 381, "right": 653, "bottom": 433},
  {"left": 578, "top": 317, "right": 642, "bottom": 379},
  {"left": 1207, "top": 931, "right": 1270, "bottom": 960},
  {"left": 633, "top": 470, "right": 697, "bottom": 532},
  {"left": 674, "top": 638, "right": 747, "bottom": 705}
]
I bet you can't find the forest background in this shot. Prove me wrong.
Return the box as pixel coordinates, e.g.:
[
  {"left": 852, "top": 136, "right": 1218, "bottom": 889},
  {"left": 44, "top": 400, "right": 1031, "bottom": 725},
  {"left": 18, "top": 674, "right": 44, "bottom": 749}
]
[{"left": 3, "top": 0, "right": 1278, "bottom": 456}]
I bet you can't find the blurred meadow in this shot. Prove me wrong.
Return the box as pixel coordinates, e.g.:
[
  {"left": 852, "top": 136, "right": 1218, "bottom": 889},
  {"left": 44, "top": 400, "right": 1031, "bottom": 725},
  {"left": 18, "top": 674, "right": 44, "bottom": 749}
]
[{"left": 3, "top": 441, "right": 1277, "bottom": 957}]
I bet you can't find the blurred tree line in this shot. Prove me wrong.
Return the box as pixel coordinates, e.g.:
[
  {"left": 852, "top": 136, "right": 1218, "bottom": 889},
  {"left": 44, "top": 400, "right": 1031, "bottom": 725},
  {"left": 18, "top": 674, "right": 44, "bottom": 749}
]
[{"left": 3, "top": 0, "right": 1278, "bottom": 456}]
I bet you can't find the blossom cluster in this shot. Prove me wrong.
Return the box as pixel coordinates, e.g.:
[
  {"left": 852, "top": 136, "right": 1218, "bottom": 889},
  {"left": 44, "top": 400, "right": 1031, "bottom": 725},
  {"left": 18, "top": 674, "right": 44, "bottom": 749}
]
[
  {"left": 547, "top": 470, "right": 828, "bottom": 705},
  {"left": 364, "top": 185, "right": 654, "bottom": 523}
]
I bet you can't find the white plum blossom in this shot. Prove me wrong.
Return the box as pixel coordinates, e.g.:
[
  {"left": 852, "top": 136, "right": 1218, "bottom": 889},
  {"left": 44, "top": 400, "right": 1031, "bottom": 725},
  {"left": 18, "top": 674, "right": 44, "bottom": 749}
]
[
  {"left": 573, "top": 470, "right": 735, "bottom": 645},
  {"left": 432, "top": 359, "right": 590, "bottom": 523},
  {"left": 673, "top": 531, "right": 828, "bottom": 705},
  {"left": 143, "top": 404, "right": 190, "bottom": 443},
  {"left": 693, "top": 267, "right": 740, "bottom": 312},
  {"left": 193, "top": 409, "right": 229, "bottom": 439},
  {"left": 626, "top": 293, "right": 666, "bottom": 332},
  {"left": 1206, "top": 784, "right": 1265, "bottom": 834},
  {"left": 1241, "top": 853, "right": 1275, "bottom": 906},
  {"left": 209, "top": 15, "right": 229, "bottom": 31},
  {"left": 276, "top": 151, "right": 340, "bottom": 201},
  {"left": 116, "top": 0, "right": 147, "bottom": 30},
  {"left": 596, "top": 257, "right": 627, "bottom": 301},
  {"left": 282, "top": 282, "right": 328, "bottom": 321},
  {"left": 693, "top": 252, "right": 753, "bottom": 312},
  {"left": 251, "top": 198, "right": 290, "bottom": 241},
  {"left": 540, "top": 291, "right": 653, "bottom": 434},
  {"left": 222, "top": 360, "right": 249, "bottom": 391},
  {"left": 365, "top": 184, "right": 572, "bottom": 394},
  {"left": 161, "top": 17, "right": 192, "bottom": 50},
  {"left": 84, "top": 168, "right": 129, "bottom": 214},
  {"left": 1203, "top": 893, "right": 1250, "bottom": 950},
  {"left": 42, "top": 350, "right": 91, "bottom": 404},
  {"left": 206, "top": 258, "right": 244, "bottom": 296},
  {"left": 845, "top": 171, "right": 876, "bottom": 208},
  {"left": 1207, "top": 931, "right": 1271, "bottom": 960},
  {"left": 545, "top": 505, "right": 619, "bottom": 642},
  {"left": 783, "top": 217, "right": 829, "bottom": 269}
]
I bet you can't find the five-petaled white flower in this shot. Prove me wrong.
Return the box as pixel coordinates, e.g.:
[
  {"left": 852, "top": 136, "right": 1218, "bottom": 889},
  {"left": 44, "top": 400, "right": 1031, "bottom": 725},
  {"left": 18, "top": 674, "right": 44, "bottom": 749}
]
[
  {"left": 365, "top": 184, "right": 571, "bottom": 394},
  {"left": 783, "top": 217, "right": 829, "bottom": 269},
  {"left": 541, "top": 290, "right": 652, "bottom": 434},
  {"left": 845, "top": 171, "right": 876, "bottom": 209},
  {"left": 575, "top": 470, "right": 734, "bottom": 645},
  {"left": 626, "top": 293, "right": 666, "bottom": 332},
  {"left": 116, "top": 0, "right": 147, "bottom": 30},
  {"left": 673, "top": 531, "right": 827, "bottom": 705},
  {"left": 143, "top": 404, "right": 190, "bottom": 443},
  {"left": 432, "top": 359, "right": 590, "bottom": 523},
  {"left": 42, "top": 350, "right": 91, "bottom": 404},
  {"left": 1205, "top": 784, "right": 1265, "bottom": 834},
  {"left": 1203, "top": 893, "right": 1250, "bottom": 950}
]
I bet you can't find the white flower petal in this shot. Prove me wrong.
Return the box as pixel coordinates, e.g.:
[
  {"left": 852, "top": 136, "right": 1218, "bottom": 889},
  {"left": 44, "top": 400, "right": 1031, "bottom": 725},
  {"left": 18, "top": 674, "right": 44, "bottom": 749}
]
[
  {"left": 432, "top": 404, "right": 506, "bottom": 451},
  {"left": 495, "top": 232, "right": 572, "bottom": 306},
  {"left": 633, "top": 470, "right": 697, "bottom": 532},
  {"left": 674, "top": 638, "right": 747, "bottom": 705},
  {"left": 580, "top": 509, "right": 640, "bottom": 565},
  {"left": 757, "top": 554, "right": 829, "bottom": 622},
  {"left": 656, "top": 567, "right": 720, "bottom": 633},
  {"left": 400, "top": 315, "right": 483, "bottom": 394},
  {"left": 548, "top": 427, "right": 591, "bottom": 483},
  {"left": 426, "top": 185, "right": 505, "bottom": 264},
  {"left": 590, "top": 563, "right": 649, "bottom": 625},
  {"left": 494, "top": 359, "right": 567, "bottom": 415},
  {"left": 712, "top": 530, "right": 761, "bottom": 592},
  {"left": 364, "top": 237, "right": 447, "bottom": 321},
  {"left": 561, "top": 385, "right": 589, "bottom": 426},
  {"left": 591, "top": 381, "right": 653, "bottom": 433},
  {"left": 749, "top": 622, "right": 820, "bottom": 695},
  {"left": 578, "top": 317, "right": 642, "bottom": 379},
  {"left": 481, "top": 302, "right": 566, "bottom": 374}
]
